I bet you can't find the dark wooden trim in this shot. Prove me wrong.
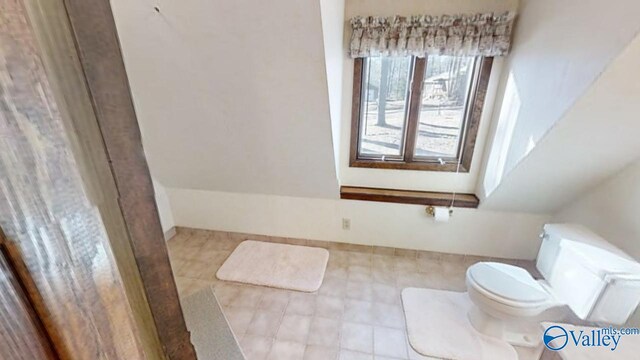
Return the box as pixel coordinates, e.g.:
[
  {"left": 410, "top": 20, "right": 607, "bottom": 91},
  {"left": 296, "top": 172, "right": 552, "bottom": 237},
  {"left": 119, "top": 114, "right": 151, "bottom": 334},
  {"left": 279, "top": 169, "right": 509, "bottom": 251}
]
[
  {"left": 350, "top": 58, "right": 364, "bottom": 165},
  {"left": 348, "top": 56, "right": 493, "bottom": 173},
  {"left": 350, "top": 158, "right": 468, "bottom": 172},
  {"left": 61, "top": 1, "right": 196, "bottom": 359},
  {"left": 460, "top": 57, "right": 493, "bottom": 171},
  {"left": 340, "top": 186, "right": 479, "bottom": 208},
  {"left": 403, "top": 57, "right": 426, "bottom": 162}
]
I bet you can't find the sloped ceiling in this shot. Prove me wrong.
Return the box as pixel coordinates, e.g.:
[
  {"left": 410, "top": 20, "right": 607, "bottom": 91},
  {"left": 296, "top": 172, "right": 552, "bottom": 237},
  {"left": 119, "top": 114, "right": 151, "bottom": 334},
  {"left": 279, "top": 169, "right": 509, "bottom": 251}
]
[
  {"left": 482, "top": 32, "right": 640, "bottom": 213},
  {"left": 478, "top": 0, "right": 640, "bottom": 213},
  {"left": 110, "top": 0, "right": 339, "bottom": 198}
]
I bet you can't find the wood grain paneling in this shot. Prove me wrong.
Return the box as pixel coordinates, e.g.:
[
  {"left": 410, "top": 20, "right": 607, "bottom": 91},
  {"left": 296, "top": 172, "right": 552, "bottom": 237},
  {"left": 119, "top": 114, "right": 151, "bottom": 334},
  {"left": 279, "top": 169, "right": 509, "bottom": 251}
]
[
  {"left": 0, "top": 232, "right": 57, "bottom": 360},
  {"left": 340, "top": 186, "right": 480, "bottom": 208},
  {"left": 0, "top": 1, "right": 146, "bottom": 358}
]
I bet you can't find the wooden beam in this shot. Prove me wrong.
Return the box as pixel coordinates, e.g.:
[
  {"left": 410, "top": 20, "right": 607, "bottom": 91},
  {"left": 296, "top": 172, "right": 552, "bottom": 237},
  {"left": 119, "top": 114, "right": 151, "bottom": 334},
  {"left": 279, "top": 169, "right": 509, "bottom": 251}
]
[
  {"left": 57, "top": 0, "right": 197, "bottom": 358},
  {"left": 340, "top": 186, "right": 480, "bottom": 208},
  {"left": 3, "top": 1, "right": 165, "bottom": 358}
]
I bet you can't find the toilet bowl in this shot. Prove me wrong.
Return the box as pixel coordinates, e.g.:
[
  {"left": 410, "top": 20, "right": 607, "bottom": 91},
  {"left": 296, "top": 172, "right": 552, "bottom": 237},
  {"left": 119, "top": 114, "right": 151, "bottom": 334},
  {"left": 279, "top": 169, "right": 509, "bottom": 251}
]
[
  {"left": 465, "top": 262, "right": 567, "bottom": 347},
  {"left": 464, "top": 224, "right": 640, "bottom": 354}
]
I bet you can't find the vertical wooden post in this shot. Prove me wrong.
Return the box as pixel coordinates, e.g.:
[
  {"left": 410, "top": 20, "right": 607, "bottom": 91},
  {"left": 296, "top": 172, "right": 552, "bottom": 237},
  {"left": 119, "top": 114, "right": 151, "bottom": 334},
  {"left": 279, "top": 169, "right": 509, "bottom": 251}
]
[{"left": 57, "top": 0, "right": 197, "bottom": 358}]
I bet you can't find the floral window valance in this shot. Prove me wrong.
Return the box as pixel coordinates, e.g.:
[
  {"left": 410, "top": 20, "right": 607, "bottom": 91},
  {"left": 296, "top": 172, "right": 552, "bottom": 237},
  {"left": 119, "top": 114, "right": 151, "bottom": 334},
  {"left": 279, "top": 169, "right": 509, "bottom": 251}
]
[{"left": 349, "top": 12, "right": 515, "bottom": 58}]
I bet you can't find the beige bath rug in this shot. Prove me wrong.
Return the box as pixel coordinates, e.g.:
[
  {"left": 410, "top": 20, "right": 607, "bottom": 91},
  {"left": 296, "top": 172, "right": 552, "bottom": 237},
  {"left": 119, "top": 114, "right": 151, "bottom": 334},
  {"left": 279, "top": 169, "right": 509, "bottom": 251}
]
[
  {"left": 401, "top": 287, "right": 517, "bottom": 360},
  {"left": 216, "top": 240, "right": 329, "bottom": 292}
]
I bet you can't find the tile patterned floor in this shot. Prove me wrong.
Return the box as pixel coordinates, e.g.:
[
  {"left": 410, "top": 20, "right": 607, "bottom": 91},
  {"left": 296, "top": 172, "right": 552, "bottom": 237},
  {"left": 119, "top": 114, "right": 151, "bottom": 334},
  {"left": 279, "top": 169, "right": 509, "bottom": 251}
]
[{"left": 168, "top": 228, "right": 538, "bottom": 360}]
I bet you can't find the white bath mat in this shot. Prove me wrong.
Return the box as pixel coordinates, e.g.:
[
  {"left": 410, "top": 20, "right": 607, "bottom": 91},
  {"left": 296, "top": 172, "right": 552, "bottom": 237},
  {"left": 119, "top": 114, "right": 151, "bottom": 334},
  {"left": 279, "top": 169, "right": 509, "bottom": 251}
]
[
  {"left": 216, "top": 240, "right": 329, "bottom": 292},
  {"left": 401, "top": 288, "right": 517, "bottom": 360}
]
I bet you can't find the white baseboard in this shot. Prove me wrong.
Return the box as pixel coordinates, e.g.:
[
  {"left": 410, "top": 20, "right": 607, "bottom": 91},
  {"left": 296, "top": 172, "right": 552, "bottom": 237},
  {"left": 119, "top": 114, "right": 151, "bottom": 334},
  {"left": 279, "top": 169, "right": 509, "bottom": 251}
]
[{"left": 164, "top": 226, "right": 177, "bottom": 241}]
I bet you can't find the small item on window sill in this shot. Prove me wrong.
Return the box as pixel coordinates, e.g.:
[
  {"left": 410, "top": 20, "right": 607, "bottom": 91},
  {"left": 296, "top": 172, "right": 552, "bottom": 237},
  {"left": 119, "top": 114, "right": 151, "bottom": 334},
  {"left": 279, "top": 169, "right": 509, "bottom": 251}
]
[{"left": 426, "top": 206, "right": 452, "bottom": 222}]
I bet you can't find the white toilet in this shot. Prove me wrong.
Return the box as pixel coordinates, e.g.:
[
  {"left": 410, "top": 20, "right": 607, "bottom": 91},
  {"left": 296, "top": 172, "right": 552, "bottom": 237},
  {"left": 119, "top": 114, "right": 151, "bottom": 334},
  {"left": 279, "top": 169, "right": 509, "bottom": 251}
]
[{"left": 465, "top": 223, "right": 640, "bottom": 351}]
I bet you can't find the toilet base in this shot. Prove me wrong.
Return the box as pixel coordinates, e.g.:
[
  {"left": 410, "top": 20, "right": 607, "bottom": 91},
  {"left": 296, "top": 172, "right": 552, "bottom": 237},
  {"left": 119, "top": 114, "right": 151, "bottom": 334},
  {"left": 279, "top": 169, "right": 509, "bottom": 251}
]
[{"left": 468, "top": 306, "right": 543, "bottom": 348}]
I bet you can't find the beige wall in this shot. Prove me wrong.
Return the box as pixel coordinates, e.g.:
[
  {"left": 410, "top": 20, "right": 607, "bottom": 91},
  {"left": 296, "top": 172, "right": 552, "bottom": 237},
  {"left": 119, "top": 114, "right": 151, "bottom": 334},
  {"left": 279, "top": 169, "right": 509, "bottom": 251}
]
[
  {"left": 554, "top": 160, "right": 640, "bottom": 261},
  {"left": 168, "top": 188, "right": 549, "bottom": 259},
  {"left": 152, "top": 179, "right": 175, "bottom": 234},
  {"left": 111, "top": 0, "right": 339, "bottom": 199},
  {"left": 344, "top": 0, "right": 517, "bottom": 19}
]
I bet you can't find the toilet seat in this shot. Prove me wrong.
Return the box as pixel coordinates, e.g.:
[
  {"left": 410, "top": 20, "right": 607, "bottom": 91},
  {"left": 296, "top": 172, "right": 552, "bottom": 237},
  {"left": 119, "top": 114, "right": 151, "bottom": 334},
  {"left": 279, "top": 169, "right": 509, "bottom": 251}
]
[{"left": 467, "top": 262, "right": 550, "bottom": 308}]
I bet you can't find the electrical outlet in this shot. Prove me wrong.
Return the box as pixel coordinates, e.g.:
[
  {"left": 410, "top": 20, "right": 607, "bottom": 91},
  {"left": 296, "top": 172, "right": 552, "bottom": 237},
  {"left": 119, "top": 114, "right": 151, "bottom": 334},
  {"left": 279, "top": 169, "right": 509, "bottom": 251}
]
[{"left": 342, "top": 218, "right": 351, "bottom": 230}]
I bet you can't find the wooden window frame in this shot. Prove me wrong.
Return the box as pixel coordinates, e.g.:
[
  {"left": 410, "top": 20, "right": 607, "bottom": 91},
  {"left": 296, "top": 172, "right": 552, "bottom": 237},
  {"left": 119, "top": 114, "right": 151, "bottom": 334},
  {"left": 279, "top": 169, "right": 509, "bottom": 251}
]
[{"left": 349, "top": 56, "right": 494, "bottom": 172}]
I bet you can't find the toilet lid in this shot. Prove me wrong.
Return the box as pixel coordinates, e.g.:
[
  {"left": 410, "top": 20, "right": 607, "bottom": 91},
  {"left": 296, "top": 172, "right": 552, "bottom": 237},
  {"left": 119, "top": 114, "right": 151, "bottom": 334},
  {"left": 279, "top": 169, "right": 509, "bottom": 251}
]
[{"left": 468, "top": 262, "right": 549, "bottom": 304}]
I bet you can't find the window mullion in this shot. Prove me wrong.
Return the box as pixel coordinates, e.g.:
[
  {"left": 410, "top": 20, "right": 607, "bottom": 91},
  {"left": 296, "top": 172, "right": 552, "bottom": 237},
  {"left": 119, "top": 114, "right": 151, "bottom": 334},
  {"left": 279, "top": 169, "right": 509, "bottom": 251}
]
[{"left": 403, "top": 57, "right": 426, "bottom": 163}]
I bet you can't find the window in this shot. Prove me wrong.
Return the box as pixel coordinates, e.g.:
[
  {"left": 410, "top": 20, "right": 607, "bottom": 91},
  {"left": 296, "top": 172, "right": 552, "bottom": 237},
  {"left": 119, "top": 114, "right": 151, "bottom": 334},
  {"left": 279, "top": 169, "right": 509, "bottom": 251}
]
[{"left": 350, "top": 55, "right": 493, "bottom": 172}]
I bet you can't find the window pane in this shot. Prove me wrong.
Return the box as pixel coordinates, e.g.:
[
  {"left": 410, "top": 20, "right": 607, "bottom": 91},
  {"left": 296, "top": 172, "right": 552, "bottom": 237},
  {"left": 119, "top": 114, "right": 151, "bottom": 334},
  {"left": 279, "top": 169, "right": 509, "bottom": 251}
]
[
  {"left": 359, "top": 56, "right": 412, "bottom": 158},
  {"left": 414, "top": 56, "right": 476, "bottom": 160}
]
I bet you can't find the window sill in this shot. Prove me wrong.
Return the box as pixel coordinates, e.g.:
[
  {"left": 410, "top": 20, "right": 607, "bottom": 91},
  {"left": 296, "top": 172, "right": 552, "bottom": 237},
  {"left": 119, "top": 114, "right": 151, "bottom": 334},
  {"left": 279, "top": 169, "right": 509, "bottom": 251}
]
[
  {"left": 340, "top": 186, "right": 479, "bottom": 208},
  {"left": 350, "top": 159, "right": 470, "bottom": 172}
]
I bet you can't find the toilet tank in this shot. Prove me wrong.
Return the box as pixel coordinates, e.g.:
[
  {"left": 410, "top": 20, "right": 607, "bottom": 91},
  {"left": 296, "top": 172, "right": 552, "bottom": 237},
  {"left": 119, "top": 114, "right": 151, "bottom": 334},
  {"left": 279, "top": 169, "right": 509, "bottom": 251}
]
[{"left": 536, "top": 224, "right": 640, "bottom": 325}]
